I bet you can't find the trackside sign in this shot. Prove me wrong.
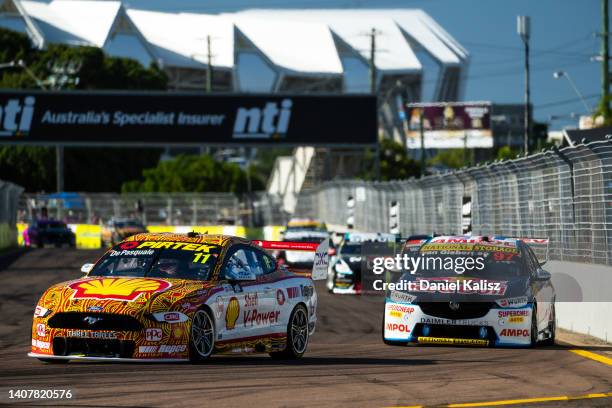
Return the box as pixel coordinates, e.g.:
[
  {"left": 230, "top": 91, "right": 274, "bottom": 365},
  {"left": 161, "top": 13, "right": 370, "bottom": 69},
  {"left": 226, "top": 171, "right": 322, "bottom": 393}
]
[{"left": 0, "top": 91, "right": 376, "bottom": 146}]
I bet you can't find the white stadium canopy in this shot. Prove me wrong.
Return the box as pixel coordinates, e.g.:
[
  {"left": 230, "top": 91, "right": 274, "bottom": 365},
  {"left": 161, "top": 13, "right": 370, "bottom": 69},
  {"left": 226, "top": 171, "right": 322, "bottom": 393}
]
[{"left": 0, "top": 0, "right": 468, "bottom": 100}]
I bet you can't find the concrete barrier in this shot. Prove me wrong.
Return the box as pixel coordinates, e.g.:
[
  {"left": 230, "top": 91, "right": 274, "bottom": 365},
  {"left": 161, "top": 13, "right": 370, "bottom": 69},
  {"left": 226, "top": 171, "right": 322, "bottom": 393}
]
[
  {"left": 16, "top": 223, "right": 286, "bottom": 249},
  {"left": 548, "top": 260, "right": 612, "bottom": 343}
]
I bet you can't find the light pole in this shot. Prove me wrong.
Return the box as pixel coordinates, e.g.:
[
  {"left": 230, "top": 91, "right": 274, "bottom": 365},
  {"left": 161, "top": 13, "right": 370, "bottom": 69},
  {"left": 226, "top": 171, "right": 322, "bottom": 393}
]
[
  {"left": 553, "top": 71, "right": 593, "bottom": 113},
  {"left": 517, "top": 16, "right": 531, "bottom": 155}
]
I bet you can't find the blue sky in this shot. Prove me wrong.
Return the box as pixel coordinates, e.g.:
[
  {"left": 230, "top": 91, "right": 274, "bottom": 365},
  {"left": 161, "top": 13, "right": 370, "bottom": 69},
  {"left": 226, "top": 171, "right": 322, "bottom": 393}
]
[{"left": 125, "top": 0, "right": 605, "bottom": 129}]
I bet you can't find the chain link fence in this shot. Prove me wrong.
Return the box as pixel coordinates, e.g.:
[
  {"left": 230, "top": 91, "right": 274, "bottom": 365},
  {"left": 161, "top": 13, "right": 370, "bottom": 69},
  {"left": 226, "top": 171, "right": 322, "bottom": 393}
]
[
  {"left": 19, "top": 192, "right": 288, "bottom": 227},
  {"left": 295, "top": 139, "right": 612, "bottom": 265}
]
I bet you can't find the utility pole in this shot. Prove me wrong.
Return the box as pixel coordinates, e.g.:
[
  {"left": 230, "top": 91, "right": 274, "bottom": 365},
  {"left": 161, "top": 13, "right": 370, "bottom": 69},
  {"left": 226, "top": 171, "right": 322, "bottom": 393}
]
[
  {"left": 206, "top": 35, "right": 213, "bottom": 93},
  {"left": 602, "top": 0, "right": 610, "bottom": 121},
  {"left": 56, "top": 146, "right": 64, "bottom": 193},
  {"left": 369, "top": 27, "right": 377, "bottom": 95},
  {"left": 517, "top": 16, "right": 531, "bottom": 155},
  {"left": 419, "top": 108, "right": 426, "bottom": 175}
]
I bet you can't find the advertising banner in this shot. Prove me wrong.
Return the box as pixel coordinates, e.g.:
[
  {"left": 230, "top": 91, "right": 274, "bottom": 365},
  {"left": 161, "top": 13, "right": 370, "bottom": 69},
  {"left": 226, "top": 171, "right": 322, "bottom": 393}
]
[
  {"left": 0, "top": 91, "right": 377, "bottom": 146},
  {"left": 405, "top": 102, "right": 493, "bottom": 149}
]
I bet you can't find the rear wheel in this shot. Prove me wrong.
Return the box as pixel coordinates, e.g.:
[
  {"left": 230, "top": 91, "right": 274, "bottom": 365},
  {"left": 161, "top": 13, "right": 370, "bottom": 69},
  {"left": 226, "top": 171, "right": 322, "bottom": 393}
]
[
  {"left": 270, "top": 305, "right": 308, "bottom": 359},
  {"left": 189, "top": 309, "right": 215, "bottom": 362}
]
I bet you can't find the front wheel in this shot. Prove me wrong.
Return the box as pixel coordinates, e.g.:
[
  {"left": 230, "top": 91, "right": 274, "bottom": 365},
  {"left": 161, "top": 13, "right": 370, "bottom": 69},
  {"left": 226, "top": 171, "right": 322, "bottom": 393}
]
[
  {"left": 270, "top": 305, "right": 309, "bottom": 359},
  {"left": 189, "top": 309, "right": 215, "bottom": 362},
  {"left": 541, "top": 304, "right": 556, "bottom": 346}
]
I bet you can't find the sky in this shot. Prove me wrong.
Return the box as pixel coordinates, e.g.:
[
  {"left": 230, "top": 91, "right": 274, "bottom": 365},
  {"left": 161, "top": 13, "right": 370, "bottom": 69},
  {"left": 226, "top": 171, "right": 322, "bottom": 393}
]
[{"left": 122, "top": 0, "right": 605, "bottom": 129}]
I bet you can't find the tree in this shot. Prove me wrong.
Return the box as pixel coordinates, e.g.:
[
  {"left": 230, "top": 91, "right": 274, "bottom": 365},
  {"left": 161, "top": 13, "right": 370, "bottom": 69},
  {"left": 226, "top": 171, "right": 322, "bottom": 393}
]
[
  {"left": 361, "top": 138, "right": 421, "bottom": 181},
  {"left": 122, "top": 155, "right": 260, "bottom": 194},
  {"left": 428, "top": 149, "right": 466, "bottom": 170}
]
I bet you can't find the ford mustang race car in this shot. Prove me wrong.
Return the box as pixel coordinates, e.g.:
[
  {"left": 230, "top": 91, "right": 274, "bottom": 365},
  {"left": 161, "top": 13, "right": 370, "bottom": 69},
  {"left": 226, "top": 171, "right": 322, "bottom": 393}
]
[
  {"left": 29, "top": 232, "right": 328, "bottom": 362},
  {"left": 23, "top": 219, "right": 76, "bottom": 248},
  {"left": 382, "top": 235, "right": 555, "bottom": 347},
  {"left": 277, "top": 230, "right": 329, "bottom": 270}
]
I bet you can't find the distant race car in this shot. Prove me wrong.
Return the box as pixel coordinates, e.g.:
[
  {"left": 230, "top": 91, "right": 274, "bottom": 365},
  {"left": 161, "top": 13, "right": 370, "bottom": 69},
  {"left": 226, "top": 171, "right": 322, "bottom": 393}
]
[
  {"left": 277, "top": 230, "right": 330, "bottom": 270},
  {"left": 23, "top": 219, "right": 76, "bottom": 248},
  {"left": 283, "top": 218, "right": 327, "bottom": 234},
  {"left": 327, "top": 232, "right": 397, "bottom": 294},
  {"left": 29, "top": 232, "right": 328, "bottom": 362},
  {"left": 382, "top": 235, "right": 555, "bottom": 347},
  {"left": 101, "top": 218, "right": 147, "bottom": 247}
]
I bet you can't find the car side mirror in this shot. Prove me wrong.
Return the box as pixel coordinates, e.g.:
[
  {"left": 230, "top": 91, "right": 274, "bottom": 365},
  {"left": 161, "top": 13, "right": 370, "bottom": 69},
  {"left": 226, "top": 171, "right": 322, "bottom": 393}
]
[
  {"left": 536, "top": 268, "right": 551, "bottom": 281},
  {"left": 81, "top": 263, "right": 94, "bottom": 275}
]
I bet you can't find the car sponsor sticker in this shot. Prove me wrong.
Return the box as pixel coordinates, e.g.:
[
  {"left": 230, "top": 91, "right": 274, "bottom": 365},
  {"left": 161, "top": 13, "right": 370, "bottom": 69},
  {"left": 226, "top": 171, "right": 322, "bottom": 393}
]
[
  {"left": 244, "top": 293, "right": 258, "bottom": 308},
  {"left": 32, "top": 339, "right": 50, "bottom": 350},
  {"left": 389, "top": 290, "right": 416, "bottom": 304},
  {"left": 418, "top": 337, "right": 489, "bottom": 346},
  {"left": 276, "top": 289, "right": 286, "bottom": 306},
  {"left": 36, "top": 323, "right": 46, "bottom": 337},
  {"left": 499, "top": 328, "right": 530, "bottom": 337},
  {"left": 225, "top": 297, "right": 240, "bottom": 330},
  {"left": 66, "top": 330, "right": 118, "bottom": 339},
  {"left": 287, "top": 287, "right": 300, "bottom": 299},
  {"left": 69, "top": 278, "right": 171, "bottom": 302},
  {"left": 145, "top": 328, "right": 163, "bottom": 342},
  {"left": 244, "top": 309, "right": 281, "bottom": 327}
]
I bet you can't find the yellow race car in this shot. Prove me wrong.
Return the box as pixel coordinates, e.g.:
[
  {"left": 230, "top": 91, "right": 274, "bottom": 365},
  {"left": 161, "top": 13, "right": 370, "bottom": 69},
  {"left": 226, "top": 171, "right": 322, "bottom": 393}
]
[{"left": 29, "top": 232, "right": 328, "bottom": 362}]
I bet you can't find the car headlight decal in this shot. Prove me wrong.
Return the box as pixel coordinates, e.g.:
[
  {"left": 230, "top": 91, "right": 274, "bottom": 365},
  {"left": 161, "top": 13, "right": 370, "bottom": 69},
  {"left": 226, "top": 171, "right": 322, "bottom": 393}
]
[{"left": 34, "top": 305, "right": 52, "bottom": 318}]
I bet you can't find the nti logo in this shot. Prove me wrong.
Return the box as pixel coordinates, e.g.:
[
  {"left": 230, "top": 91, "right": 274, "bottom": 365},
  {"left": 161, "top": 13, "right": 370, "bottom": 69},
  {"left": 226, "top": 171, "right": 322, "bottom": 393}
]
[
  {"left": 0, "top": 96, "right": 35, "bottom": 136},
  {"left": 233, "top": 98, "right": 292, "bottom": 139}
]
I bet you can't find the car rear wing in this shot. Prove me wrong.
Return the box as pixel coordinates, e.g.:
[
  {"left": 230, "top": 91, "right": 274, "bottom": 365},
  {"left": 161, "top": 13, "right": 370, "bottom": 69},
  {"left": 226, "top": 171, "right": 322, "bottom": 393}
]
[{"left": 253, "top": 240, "right": 329, "bottom": 280}]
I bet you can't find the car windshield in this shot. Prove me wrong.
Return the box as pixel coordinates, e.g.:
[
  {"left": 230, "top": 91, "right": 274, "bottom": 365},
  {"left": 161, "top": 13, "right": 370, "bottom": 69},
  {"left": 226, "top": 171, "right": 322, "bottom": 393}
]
[
  {"left": 399, "top": 243, "right": 527, "bottom": 279},
  {"left": 90, "top": 240, "right": 221, "bottom": 281},
  {"left": 340, "top": 243, "right": 362, "bottom": 255}
]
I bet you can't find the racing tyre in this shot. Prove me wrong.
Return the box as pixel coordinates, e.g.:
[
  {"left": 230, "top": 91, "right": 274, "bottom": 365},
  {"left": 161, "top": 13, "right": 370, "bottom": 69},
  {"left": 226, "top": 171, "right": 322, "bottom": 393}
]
[
  {"left": 270, "top": 305, "right": 309, "bottom": 359},
  {"left": 541, "top": 304, "right": 556, "bottom": 346},
  {"left": 529, "top": 305, "right": 538, "bottom": 348},
  {"left": 189, "top": 309, "right": 215, "bottom": 362}
]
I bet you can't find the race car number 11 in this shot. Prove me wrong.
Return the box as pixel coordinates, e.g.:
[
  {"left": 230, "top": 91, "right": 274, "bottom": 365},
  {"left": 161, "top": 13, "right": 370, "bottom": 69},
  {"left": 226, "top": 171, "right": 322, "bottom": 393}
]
[{"left": 192, "top": 253, "right": 210, "bottom": 264}]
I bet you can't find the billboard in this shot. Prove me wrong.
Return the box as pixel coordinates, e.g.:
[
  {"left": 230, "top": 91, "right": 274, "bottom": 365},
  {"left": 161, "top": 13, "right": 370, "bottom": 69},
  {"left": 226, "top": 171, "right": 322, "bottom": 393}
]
[
  {"left": 404, "top": 102, "right": 493, "bottom": 149},
  {"left": 0, "top": 91, "right": 377, "bottom": 146}
]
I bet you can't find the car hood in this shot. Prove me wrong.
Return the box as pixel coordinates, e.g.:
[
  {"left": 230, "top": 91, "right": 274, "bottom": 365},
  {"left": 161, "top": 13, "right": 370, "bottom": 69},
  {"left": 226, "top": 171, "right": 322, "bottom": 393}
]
[{"left": 37, "top": 276, "right": 216, "bottom": 316}]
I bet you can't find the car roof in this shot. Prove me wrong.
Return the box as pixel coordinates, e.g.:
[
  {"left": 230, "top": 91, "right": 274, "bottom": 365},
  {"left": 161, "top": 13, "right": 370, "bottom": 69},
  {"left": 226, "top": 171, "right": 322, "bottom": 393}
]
[{"left": 120, "top": 232, "right": 248, "bottom": 248}]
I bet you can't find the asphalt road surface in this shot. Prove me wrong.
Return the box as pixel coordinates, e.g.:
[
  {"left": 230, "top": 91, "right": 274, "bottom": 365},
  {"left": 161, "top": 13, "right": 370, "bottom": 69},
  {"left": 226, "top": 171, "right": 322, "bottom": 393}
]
[{"left": 0, "top": 249, "right": 610, "bottom": 407}]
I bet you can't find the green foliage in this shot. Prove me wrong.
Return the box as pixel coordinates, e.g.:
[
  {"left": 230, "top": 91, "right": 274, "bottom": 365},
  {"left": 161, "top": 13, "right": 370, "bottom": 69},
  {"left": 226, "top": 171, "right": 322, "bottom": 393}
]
[
  {"left": 122, "top": 155, "right": 257, "bottom": 194},
  {"left": 0, "top": 146, "right": 55, "bottom": 192},
  {"left": 361, "top": 138, "right": 421, "bottom": 181},
  {"left": 495, "top": 146, "right": 520, "bottom": 161},
  {"left": 428, "top": 149, "right": 467, "bottom": 170}
]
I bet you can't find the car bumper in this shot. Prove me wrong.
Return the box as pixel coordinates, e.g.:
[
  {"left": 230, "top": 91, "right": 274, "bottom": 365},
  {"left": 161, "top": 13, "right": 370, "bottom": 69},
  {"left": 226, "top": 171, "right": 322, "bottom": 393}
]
[{"left": 383, "top": 300, "right": 533, "bottom": 347}]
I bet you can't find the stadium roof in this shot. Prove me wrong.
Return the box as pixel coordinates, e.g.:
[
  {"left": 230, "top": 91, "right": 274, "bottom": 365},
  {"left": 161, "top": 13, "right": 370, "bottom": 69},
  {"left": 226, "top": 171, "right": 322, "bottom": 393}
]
[{"left": 0, "top": 0, "right": 468, "bottom": 95}]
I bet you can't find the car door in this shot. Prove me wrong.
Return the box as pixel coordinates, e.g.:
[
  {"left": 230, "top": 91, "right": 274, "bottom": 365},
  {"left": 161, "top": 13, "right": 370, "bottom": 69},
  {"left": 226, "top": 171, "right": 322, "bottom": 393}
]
[
  {"left": 524, "top": 246, "right": 552, "bottom": 330},
  {"left": 216, "top": 245, "right": 273, "bottom": 343}
]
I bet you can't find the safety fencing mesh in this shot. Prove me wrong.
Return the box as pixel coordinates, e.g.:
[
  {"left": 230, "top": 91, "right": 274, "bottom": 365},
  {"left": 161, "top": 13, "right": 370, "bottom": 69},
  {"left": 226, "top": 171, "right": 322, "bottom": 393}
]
[{"left": 295, "top": 139, "right": 612, "bottom": 265}]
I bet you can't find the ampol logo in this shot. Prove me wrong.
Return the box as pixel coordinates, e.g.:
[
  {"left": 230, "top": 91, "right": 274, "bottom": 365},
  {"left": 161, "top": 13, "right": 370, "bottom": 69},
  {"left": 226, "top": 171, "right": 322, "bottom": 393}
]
[
  {"left": 0, "top": 96, "right": 35, "bottom": 136},
  {"left": 232, "top": 98, "right": 292, "bottom": 139}
]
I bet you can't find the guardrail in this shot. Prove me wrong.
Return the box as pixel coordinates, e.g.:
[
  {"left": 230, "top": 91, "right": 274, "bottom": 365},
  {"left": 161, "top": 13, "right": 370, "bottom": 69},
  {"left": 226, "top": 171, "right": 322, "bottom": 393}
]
[{"left": 295, "top": 139, "right": 612, "bottom": 265}]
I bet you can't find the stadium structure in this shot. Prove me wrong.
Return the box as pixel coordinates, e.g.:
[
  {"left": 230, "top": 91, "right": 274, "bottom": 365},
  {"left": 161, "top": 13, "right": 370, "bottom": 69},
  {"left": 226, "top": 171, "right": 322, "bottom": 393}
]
[{"left": 0, "top": 0, "right": 469, "bottom": 212}]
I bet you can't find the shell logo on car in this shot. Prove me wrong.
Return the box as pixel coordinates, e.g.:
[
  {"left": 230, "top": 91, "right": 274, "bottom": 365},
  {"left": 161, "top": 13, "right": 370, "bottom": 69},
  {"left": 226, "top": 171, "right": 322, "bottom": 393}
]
[
  {"left": 226, "top": 297, "right": 240, "bottom": 330},
  {"left": 68, "top": 278, "right": 171, "bottom": 302}
]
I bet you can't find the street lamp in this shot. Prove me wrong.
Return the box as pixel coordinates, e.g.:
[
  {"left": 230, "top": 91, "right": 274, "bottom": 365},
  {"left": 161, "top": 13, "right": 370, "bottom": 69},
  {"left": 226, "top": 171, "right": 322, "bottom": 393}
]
[
  {"left": 517, "top": 15, "right": 531, "bottom": 155},
  {"left": 553, "top": 70, "right": 593, "bottom": 113}
]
